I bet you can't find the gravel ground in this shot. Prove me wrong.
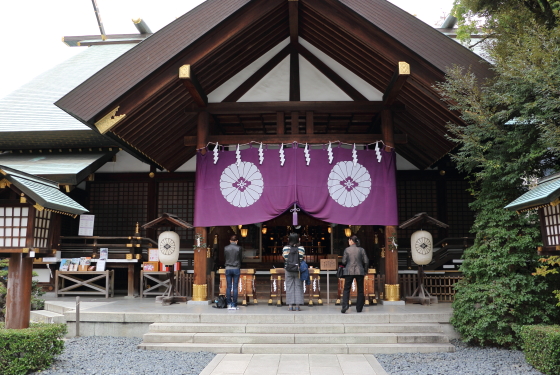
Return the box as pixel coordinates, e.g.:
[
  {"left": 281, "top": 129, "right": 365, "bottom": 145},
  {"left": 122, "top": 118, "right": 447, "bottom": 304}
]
[
  {"left": 375, "top": 340, "right": 544, "bottom": 375},
  {"left": 32, "top": 337, "right": 216, "bottom": 375}
]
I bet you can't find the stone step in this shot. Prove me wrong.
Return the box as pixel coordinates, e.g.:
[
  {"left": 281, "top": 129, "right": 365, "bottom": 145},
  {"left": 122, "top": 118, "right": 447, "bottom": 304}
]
[
  {"left": 148, "top": 322, "right": 444, "bottom": 334},
  {"left": 138, "top": 342, "right": 455, "bottom": 354},
  {"left": 143, "top": 332, "right": 448, "bottom": 344},
  {"left": 30, "top": 310, "right": 66, "bottom": 324}
]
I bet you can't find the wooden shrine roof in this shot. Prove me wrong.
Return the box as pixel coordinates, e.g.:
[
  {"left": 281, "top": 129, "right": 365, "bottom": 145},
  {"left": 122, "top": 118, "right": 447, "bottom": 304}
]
[
  {"left": 142, "top": 213, "right": 194, "bottom": 229},
  {"left": 55, "top": 0, "right": 492, "bottom": 172}
]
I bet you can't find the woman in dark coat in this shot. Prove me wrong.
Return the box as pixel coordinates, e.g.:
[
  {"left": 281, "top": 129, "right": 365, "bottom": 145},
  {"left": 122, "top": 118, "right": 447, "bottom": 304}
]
[{"left": 341, "top": 235, "right": 369, "bottom": 313}]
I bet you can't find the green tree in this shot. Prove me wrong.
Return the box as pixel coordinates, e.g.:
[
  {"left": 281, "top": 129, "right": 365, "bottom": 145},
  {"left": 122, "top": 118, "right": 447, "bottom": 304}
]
[{"left": 436, "top": 1, "right": 560, "bottom": 347}]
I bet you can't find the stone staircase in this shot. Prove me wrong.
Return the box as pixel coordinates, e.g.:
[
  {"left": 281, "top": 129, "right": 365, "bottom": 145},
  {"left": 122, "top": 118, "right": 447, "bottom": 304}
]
[{"left": 138, "top": 312, "right": 455, "bottom": 354}]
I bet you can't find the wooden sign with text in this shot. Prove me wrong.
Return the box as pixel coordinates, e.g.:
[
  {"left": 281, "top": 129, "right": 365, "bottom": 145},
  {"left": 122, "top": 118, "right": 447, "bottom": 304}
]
[{"left": 320, "top": 258, "right": 337, "bottom": 271}]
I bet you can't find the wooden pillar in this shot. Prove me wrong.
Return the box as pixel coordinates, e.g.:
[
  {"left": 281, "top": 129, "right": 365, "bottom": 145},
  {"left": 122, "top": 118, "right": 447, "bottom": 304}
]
[
  {"left": 291, "top": 111, "right": 299, "bottom": 135},
  {"left": 146, "top": 165, "right": 158, "bottom": 241},
  {"left": 381, "top": 109, "right": 400, "bottom": 301},
  {"left": 193, "top": 111, "right": 209, "bottom": 301},
  {"left": 5, "top": 253, "right": 33, "bottom": 329}
]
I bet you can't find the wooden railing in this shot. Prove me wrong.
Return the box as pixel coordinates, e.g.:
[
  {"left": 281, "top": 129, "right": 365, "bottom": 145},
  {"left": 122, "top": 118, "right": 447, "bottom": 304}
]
[
  {"left": 374, "top": 273, "right": 462, "bottom": 302},
  {"left": 175, "top": 272, "right": 214, "bottom": 299}
]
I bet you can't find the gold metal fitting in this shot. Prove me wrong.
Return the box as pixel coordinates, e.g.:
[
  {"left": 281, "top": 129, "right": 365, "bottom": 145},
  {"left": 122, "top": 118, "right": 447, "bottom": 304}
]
[
  {"left": 384, "top": 284, "right": 400, "bottom": 301},
  {"left": 192, "top": 284, "right": 207, "bottom": 301}
]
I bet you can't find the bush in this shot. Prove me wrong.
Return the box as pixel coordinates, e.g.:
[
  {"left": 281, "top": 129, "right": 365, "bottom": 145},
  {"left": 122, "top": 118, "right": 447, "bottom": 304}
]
[
  {"left": 520, "top": 325, "right": 560, "bottom": 375},
  {"left": 0, "top": 322, "right": 66, "bottom": 375}
]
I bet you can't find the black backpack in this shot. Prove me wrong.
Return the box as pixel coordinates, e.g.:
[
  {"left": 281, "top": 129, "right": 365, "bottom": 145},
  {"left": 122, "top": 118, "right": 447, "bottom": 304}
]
[
  {"left": 213, "top": 295, "right": 228, "bottom": 308},
  {"left": 286, "top": 246, "right": 300, "bottom": 272}
]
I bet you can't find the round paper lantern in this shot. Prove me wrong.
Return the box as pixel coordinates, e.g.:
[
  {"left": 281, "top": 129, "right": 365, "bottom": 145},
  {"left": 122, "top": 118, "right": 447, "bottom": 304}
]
[
  {"left": 158, "top": 231, "right": 180, "bottom": 265},
  {"left": 410, "top": 230, "right": 433, "bottom": 265}
]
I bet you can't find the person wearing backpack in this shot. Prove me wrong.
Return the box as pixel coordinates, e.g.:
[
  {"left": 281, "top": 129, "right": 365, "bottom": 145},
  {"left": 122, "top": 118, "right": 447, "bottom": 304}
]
[
  {"left": 282, "top": 233, "right": 305, "bottom": 311},
  {"left": 341, "top": 235, "right": 369, "bottom": 314},
  {"left": 224, "top": 235, "right": 243, "bottom": 310}
]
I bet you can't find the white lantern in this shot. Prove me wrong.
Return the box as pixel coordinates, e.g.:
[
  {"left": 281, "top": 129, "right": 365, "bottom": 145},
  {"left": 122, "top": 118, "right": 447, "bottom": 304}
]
[
  {"left": 158, "top": 231, "right": 180, "bottom": 265},
  {"left": 410, "top": 230, "right": 433, "bottom": 265}
]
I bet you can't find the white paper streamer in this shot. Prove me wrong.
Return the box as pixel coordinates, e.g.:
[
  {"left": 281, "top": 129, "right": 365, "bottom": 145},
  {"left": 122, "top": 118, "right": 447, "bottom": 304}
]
[
  {"left": 375, "top": 142, "right": 382, "bottom": 163},
  {"left": 352, "top": 143, "right": 358, "bottom": 166},
  {"left": 279, "top": 143, "right": 285, "bottom": 166},
  {"left": 213, "top": 142, "right": 219, "bottom": 164},
  {"left": 327, "top": 142, "right": 333, "bottom": 164},
  {"left": 258, "top": 142, "right": 264, "bottom": 165},
  {"left": 304, "top": 143, "right": 310, "bottom": 166},
  {"left": 236, "top": 144, "right": 241, "bottom": 166}
]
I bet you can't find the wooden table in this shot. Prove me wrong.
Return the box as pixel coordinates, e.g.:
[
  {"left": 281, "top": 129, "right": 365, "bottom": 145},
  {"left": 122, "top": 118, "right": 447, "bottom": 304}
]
[
  {"left": 268, "top": 268, "right": 323, "bottom": 306},
  {"left": 218, "top": 269, "right": 257, "bottom": 305},
  {"left": 140, "top": 271, "right": 182, "bottom": 298},
  {"left": 55, "top": 270, "right": 114, "bottom": 298},
  {"left": 336, "top": 268, "right": 377, "bottom": 306},
  {"left": 92, "top": 259, "right": 139, "bottom": 298}
]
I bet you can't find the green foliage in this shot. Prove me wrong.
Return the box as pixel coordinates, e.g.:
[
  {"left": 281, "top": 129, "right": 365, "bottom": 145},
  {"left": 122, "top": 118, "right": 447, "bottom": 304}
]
[
  {"left": 0, "top": 322, "right": 66, "bottom": 375},
  {"left": 520, "top": 325, "right": 560, "bottom": 374},
  {"left": 534, "top": 256, "right": 560, "bottom": 306},
  {"left": 437, "top": 0, "right": 560, "bottom": 348},
  {"left": 0, "top": 258, "right": 45, "bottom": 322}
]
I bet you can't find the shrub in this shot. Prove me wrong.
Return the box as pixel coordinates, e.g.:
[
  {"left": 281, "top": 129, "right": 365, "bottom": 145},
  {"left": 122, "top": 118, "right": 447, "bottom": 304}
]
[
  {"left": 520, "top": 325, "right": 560, "bottom": 375},
  {"left": 0, "top": 322, "right": 66, "bottom": 375}
]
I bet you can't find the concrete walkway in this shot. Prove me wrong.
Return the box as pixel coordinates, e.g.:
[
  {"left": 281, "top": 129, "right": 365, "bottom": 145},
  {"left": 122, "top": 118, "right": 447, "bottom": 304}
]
[{"left": 200, "top": 353, "right": 388, "bottom": 375}]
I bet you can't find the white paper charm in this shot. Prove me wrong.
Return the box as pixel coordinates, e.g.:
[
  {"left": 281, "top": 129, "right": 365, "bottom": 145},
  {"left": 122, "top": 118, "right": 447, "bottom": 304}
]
[
  {"left": 327, "top": 142, "right": 333, "bottom": 164},
  {"left": 352, "top": 143, "right": 358, "bottom": 166},
  {"left": 375, "top": 142, "right": 382, "bottom": 163},
  {"left": 304, "top": 143, "right": 311, "bottom": 166},
  {"left": 236, "top": 144, "right": 241, "bottom": 166},
  {"left": 213, "top": 142, "right": 219, "bottom": 164},
  {"left": 258, "top": 142, "right": 264, "bottom": 165},
  {"left": 279, "top": 143, "right": 285, "bottom": 166}
]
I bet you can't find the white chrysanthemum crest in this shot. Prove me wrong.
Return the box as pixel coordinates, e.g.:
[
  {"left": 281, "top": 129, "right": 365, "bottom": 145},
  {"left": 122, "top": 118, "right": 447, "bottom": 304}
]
[
  {"left": 279, "top": 143, "right": 285, "bottom": 166},
  {"left": 258, "top": 142, "right": 264, "bottom": 165},
  {"left": 327, "top": 142, "right": 333, "bottom": 164},
  {"left": 304, "top": 143, "right": 310, "bottom": 166},
  {"left": 352, "top": 143, "right": 358, "bottom": 166},
  {"left": 375, "top": 142, "right": 382, "bottom": 163},
  {"left": 213, "top": 142, "right": 219, "bottom": 164},
  {"left": 236, "top": 144, "right": 241, "bottom": 166}
]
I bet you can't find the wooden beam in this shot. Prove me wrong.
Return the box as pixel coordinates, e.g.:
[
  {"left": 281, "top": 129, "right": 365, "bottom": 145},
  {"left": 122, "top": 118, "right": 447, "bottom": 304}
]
[
  {"left": 186, "top": 101, "right": 404, "bottom": 114},
  {"left": 290, "top": 47, "right": 300, "bottom": 101},
  {"left": 381, "top": 109, "right": 394, "bottom": 150},
  {"left": 185, "top": 133, "right": 407, "bottom": 146},
  {"left": 291, "top": 112, "right": 299, "bottom": 134},
  {"left": 289, "top": 0, "right": 299, "bottom": 45},
  {"left": 296, "top": 44, "right": 368, "bottom": 101},
  {"left": 197, "top": 111, "right": 209, "bottom": 154},
  {"left": 383, "top": 62, "right": 410, "bottom": 106},
  {"left": 179, "top": 65, "right": 207, "bottom": 107},
  {"left": 277, "top": 112, "right": 285, "bottom": 135},
  {"left": 306, "top": 111, "right": 314, "bottom": 134},
  {"left": 223, "top": 45, "right": 291, "bottom": 102}
]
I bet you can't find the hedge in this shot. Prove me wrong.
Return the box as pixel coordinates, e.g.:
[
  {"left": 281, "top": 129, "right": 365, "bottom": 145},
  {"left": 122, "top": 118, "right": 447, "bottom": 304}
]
[
  {"left": 520, "top": 325, "right": 560, "bottom": 375},
  {"left": 0, "top": 323, "right": 67, "bottom": 375}
]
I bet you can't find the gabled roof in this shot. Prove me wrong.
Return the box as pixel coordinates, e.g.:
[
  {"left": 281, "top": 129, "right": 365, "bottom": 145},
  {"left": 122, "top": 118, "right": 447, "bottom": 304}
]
[
  {"left": 0, "top": 166, "right": 88, "bottom": 216},
  {"left": 55, "top": 0, "right": 492, "bottom": 171},
  {"left": 142, "top": 213, "right": 193, "bottom": 229},
  {"left": 505, "top": 173, "right": 560, "bottom": 212}
]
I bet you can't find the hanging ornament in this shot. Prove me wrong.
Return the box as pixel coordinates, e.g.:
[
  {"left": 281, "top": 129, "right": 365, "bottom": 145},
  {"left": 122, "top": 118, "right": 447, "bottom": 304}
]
[
  {"left": 304, "top": 143, "right": 311, "bottom": 166},
  {"left": 213, "top": 142, "right": 219, "bottom": 164},
  {"left": 258, "top": 142, "right": 264, "bottom": 165},
  {"left": 352, "top": 143, "right": 358, "bottom": 166},
  {"left": 290, "top": 203, "right": 300, "bottom": 225},
  {"left": 327, "top": 142, "right": 333, "bottom": 164},
  {"left": 279, "top": 143, "right": 285, "bottom": 166},
  {"left": 375, "top": 142, "right": 382, "bottom": 163},
  {"left": 236, "top": 144, "right": 241, "bottom": 166}
]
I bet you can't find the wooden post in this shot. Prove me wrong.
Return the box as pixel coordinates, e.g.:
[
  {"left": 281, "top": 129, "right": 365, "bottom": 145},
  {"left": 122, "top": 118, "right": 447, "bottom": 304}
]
[
  {"left": 5, "top": 253, "right": 33, "bottom": 329},
  {"left": 381, "top": 109, "right": 399, "bottom": 301},
  {"left": 193, "top": 111, "right": 209, "bottom": 301}
]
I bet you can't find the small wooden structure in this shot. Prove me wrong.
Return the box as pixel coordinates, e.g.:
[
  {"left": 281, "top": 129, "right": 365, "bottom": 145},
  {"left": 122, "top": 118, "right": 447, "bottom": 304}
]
[
  {"left": 0, "top": 165, "right": 87, "bottom": 328},
  {"left": 335, "top": 269, "right": 377, "bottom": 306},
  {"left": 400, "top": 212, "right": 449, "bottom": 305},
  {"left": 218, "top": 268, "right": 258, "bottom": 305},
  {"left": 142, "top": 213, "right": 193, "bottom": 305},
  {"left": 506, "top": 172, "right": 560, "bottom": 255}
]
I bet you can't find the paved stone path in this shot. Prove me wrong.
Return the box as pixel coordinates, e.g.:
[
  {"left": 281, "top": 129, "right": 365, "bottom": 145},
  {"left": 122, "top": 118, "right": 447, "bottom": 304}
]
[{"left": 200, "top": 353, "right": 388, "bottom": 375}]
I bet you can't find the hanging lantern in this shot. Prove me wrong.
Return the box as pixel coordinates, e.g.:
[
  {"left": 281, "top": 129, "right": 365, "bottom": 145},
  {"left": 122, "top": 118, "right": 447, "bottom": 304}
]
[
  {"left": 328, "top": 227, "right": 332, "bottom": 234},
  {"left": 158, "top": 231, "right": 180, "bottom": 266},
  {"left": 262, "top": 227, "right": 267, "bottom": 234},
  {"left": 410, "top": 230, "right": 433, "bottom": 265},
  {"left": 240, "top": 228, "right": 249, "bottom": 238},
  {"left": 344, "top": 227, "right": 352, "bottom": 237},
  {"left": 238, "top": 224, "right": 242, "bottom": 230}
]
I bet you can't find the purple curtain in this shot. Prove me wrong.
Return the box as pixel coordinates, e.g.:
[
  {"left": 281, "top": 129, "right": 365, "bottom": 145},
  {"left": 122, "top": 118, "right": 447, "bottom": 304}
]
[{"left": 193, "top": 144, "right": 398, "bottom": 227}]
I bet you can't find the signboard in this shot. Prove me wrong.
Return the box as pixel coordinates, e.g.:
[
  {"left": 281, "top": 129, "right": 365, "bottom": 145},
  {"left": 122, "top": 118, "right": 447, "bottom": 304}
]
[
  {"left": 78, "top": 214, "right": 95, "bottom": 236},
  {"left": 320, "top": 258, "right": 337, "bottom": 271}
]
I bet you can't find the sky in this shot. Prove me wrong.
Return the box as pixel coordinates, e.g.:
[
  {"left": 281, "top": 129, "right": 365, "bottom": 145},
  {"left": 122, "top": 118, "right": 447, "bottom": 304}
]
[{"left": 0, "top": 0, "right": 454, "bottom": 99}]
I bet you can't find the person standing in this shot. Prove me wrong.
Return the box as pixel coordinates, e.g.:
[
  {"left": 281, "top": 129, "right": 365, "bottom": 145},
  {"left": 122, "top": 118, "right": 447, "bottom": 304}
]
[
  {"left": 341, "top": 235, "right": 369, "bottom": 313},
  {"left": 283, "top": 233, "right": 305, "bottom": 311},
  {"left": 224, "top": 235, "right": 243, "bottom": 310}
]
